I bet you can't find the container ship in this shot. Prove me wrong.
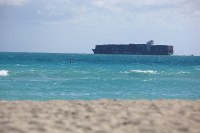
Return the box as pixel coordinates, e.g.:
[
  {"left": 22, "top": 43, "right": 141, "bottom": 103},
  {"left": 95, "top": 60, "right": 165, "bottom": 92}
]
[{"left": 92, "top": 40, "right": 173, "bottom": 55}]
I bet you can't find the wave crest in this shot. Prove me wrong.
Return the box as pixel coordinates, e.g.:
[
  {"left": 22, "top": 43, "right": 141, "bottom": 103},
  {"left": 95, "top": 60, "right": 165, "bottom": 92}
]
[
  {"left": 122, "top": 70, "right": 157, "bottom": 74},
  {"left": 0, "top": 70, "right": 9, "bottom": 76},
  {"left": 177, "top": 71, "right": 190, "bottom": 74}
]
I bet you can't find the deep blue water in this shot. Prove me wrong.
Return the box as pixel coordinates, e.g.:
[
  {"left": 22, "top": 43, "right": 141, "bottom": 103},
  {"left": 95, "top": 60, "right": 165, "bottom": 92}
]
[{"left": 0, "top": 52, "right": 200, "bottom": 100}]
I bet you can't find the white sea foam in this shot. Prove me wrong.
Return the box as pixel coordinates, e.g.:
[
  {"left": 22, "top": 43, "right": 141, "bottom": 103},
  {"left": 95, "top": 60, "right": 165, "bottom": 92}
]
[
  {"left": 124, "top": 70, "right": 157, "bottom": 74},
  {"left": 16, "top": 64, "right": 28, "bottom": 67},
  {"left": 177, "top": 71, "right": 190, "bottom": 74},
  {"left": 195, "top": 67, "right": 200, "bottom": 71},
  {"left": 0, "top": 70, "right": 9, "bottom": 76},
  {"left": 68, "top": 92, "right": 90, "bottom": 96},
  {"left": 142, "top": 79, "right": 153, "bottom": 82}
]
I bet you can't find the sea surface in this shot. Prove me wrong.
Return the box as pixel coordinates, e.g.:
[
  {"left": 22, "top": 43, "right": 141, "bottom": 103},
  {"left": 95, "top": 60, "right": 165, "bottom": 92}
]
[{"left": 0, "top": 52, "right": 200, "bottom": 100}]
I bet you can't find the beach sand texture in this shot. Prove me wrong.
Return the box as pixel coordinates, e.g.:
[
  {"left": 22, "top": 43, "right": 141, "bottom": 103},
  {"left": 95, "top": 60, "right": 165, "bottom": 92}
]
[{"left": 0, "top": 100, "right": 200, "bottom": 133}]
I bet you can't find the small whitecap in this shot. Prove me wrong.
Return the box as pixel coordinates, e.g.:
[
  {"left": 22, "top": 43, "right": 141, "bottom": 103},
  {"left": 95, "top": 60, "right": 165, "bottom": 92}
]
[
  {"left": 177, "top": 71, "right": 190, "bottom": 74},
  {"left": 0, "top": 70, "right": 9, "bottom": 76},
  {"left": 125, "top": 70, "right": 157, "bottom": 74},
  {"left": 68, "top": 92, "right": 90, "bottom": 96},
  {"left": 195, "top": 67, "right": 200, "bottom": 71},
  {"left": 142, "top": 79, "right": 153, "bottom": 82},
  {"left": 16, "top": 64, "right": 28, "bottom": 67},
  {"left": 112, "top": 78, "right": 119, "bottom": 80},
  {"left": 119, "top": 71, "right": 128, "bottom": 74}
]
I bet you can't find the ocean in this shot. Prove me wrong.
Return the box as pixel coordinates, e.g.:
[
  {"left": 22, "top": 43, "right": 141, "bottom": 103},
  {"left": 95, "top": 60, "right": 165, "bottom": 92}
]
[{"left": 0, "top": 52, "right": 200, "bottom": 100}]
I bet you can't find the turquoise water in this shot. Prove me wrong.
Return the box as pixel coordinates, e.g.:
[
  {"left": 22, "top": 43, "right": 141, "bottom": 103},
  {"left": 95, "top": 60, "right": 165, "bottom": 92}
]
[{"left": 0, "top": 52, "right": 200, "bottom": 100}]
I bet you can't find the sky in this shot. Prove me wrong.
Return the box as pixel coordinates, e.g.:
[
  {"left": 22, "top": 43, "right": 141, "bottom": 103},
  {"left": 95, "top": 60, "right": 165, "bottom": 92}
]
[{"left": 0, "top": 0, "right": 200, "bottom": 55}]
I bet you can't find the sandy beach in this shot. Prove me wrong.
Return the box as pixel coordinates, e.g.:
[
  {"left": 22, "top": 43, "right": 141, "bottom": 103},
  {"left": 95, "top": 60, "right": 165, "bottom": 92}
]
[{"left": 0, "top": 100, "right": 200, "bottom": 133}]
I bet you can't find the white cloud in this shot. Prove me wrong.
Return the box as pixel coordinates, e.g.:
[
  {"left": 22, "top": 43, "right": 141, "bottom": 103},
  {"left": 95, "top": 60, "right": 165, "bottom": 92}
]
[
  {"left": 0, "top": 0, "right": 30, "bottom": 6},
  {"left": 1, "top": 0, "right": 199, "bottom": 28}
]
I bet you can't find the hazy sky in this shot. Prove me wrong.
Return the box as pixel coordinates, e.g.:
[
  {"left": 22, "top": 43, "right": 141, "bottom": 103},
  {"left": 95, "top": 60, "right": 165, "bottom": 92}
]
[{"left": 0, "top": 0, "right": 200, "bottom": 55}]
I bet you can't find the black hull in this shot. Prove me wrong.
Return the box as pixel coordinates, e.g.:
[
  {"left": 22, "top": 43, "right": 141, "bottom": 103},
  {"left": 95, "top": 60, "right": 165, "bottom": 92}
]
[
  {"left": 92, "top": 49, "right": 173, "bottom": 55},
  {"left": 92, "top": 42, "right": 173, "bottom": 55}
]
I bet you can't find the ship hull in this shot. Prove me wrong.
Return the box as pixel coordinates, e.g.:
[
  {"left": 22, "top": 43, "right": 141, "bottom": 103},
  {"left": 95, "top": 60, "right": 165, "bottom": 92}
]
[
  {"left": 93, "top": 50, "right": 173, "bottom": 55},
  {"left": 92, "top": 43, "right": 173, "bottom": 55}
]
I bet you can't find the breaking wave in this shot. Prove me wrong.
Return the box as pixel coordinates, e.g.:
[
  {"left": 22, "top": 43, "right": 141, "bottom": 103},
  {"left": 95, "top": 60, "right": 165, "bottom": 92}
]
[
  {"left": 195, "top": 67, "right": 200, "bottom": 71},
  {"left": 177, "top": 71, "right": 190, "bottom": 74},
  {"left": 122, "top": 70, "right": 157, "bottom": 74},
  {"left": 0, "top": 70, "right": 9, "bottom": 76}
]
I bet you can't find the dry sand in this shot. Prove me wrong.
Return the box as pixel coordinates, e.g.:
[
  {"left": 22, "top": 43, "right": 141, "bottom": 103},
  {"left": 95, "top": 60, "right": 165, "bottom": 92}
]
[{"left": 0, "top": 100, "right": 200, "bottom": 133}]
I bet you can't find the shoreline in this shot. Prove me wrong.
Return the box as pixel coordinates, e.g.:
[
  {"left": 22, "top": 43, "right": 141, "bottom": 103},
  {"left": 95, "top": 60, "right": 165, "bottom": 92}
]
[{"left": 1, "top": 99, "right": 200, "bottom": 133}]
